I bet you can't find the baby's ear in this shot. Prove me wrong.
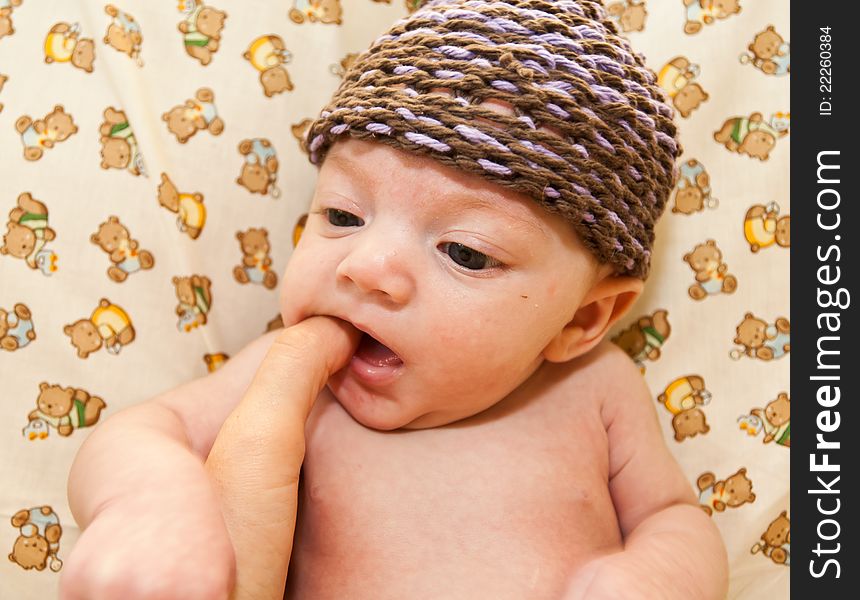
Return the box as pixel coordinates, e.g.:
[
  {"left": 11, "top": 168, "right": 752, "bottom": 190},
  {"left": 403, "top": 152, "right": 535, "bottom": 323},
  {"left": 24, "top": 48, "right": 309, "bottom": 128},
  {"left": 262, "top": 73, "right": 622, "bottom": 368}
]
[{"left": 543, "top": 274, "right": 643, "bottom": 363}]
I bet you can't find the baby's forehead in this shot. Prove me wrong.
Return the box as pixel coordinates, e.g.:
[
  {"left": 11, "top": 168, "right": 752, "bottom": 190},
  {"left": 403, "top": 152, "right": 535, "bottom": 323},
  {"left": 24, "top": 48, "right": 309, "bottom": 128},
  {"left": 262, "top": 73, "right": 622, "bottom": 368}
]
[{"left": 322, "top": 139, "right": 555, "bottom": 232}]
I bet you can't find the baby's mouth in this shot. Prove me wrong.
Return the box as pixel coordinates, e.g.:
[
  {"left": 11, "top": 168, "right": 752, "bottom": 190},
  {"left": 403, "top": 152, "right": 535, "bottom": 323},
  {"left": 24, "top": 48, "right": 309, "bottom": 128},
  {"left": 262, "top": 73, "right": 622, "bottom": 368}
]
[{"left": 354, "top": 332, "right": 403, "bottom": 367}]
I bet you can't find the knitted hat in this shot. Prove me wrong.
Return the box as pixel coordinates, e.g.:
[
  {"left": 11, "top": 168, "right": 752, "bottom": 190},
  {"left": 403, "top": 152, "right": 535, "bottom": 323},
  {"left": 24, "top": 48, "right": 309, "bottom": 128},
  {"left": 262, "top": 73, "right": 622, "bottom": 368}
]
[{"left": 304, "top": 0, "right": 681, "bottom": 279}]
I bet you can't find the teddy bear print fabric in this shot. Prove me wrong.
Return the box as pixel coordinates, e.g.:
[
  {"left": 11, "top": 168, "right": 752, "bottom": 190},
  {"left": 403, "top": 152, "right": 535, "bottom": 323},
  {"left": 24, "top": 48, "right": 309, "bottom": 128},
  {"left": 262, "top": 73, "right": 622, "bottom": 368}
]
[{"left": 0, "top": 1, "right": 788, "bottom": 598}]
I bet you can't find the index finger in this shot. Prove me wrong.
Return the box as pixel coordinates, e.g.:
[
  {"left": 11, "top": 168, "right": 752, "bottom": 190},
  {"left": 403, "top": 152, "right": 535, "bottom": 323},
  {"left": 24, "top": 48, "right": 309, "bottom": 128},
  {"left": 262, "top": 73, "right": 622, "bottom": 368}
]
[
  {"left": 217, "top": 315, "right": 360, "bottom": 467},
  {"left": 206, "top": 315, "right": 361, "bottom": 599}
]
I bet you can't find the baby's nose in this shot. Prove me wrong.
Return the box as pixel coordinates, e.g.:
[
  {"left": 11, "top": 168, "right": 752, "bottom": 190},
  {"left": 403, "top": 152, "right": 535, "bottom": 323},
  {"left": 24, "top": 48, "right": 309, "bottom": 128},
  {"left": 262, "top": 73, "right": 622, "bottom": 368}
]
[{"left": 335, "top": 234, "right": 414, "bottom": 305}]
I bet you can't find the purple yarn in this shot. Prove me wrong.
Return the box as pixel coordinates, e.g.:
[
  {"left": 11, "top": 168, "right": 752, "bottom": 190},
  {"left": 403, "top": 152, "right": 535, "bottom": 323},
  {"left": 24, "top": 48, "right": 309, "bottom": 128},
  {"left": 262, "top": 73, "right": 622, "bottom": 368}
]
[
  {"left": 590, "top": 55, "right": 625, "bottom": 77},
  {"left": 443, "top": 8, "right": 483, "bottom": 20},
  {"left": 309, "top": 133, "right": 325, "bottom": 152},
  {"left": 405, "top": 131, "right": 452, "bottom": 152},
  {"left": 521, "top": 59, "right": 549, "bottom": 76},
  {"left": 518, "top": 115, "right": 536, "bottom": 129},
  {"left": 541, "top": 80, "right": 574, "bottom": 93},
  {"left": 654, "top": 130, "right": 677, "bottom": 153},
  {"left": 395, "top": 106, "right": 417, "bottom": 120},
  {"left": 546, "top": 103, "right": 571, "bottom": 120},
  {"left": 366, "top": 122, "right": 393, "bottom": 135},
  {"left": 592, "top": 85, "right": 627, "bottom": 105},
  {"left": 489, "top": 17, "right": 531, "bottom": 35},
  {"left": 571, "top": 182, "right": 596, "bottom": 200},
  {"left": 434, "top": 69, "right": 465, "bottom": 79},
  {"left": 437, "top": 45, "right": 475, "bottom": 60},
  {"left": 607, "top": 211, "right": 625, "bottom": 228},
  {"left": 593, "top": 132, "right": 614, "bottom": 153},
  {"left": 454, "top": 124, "right": 511, "bottom": 153},
  {"left": 477, "top": 158, "right": 512, "bottom": 175},
  {"left": 417, "top": 115, "right": 444, "bottom": 127},
  {"left": 535, "top": 31, "right": 582, "bottom": 52},
  {"left": 492, "top": 79, "right": 519, "bottom": 93}
]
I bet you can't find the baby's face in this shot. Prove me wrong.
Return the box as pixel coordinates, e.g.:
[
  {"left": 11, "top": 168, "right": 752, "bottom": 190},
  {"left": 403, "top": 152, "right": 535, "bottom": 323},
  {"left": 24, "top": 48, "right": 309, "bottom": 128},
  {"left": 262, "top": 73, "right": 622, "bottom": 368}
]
[{"left": 280, "top": 137, "right": 603, "bottom": 430}]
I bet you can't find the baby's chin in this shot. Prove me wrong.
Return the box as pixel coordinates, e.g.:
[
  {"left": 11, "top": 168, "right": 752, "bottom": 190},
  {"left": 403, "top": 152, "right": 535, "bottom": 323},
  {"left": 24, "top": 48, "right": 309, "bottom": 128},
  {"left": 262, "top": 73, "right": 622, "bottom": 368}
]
[
  {"left": 325, "top": 372, "right": 454, "bottom": 431},
  {"left": 325, "top": 372, "right": 415, "bottom": 431}
]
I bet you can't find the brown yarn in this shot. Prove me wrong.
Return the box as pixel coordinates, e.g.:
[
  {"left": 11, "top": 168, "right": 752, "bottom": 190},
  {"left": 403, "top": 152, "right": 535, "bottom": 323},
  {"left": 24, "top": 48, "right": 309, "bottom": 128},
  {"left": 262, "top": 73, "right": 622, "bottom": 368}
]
[{"left": 304, "top": 0, "right": 682, "bottom": 279}]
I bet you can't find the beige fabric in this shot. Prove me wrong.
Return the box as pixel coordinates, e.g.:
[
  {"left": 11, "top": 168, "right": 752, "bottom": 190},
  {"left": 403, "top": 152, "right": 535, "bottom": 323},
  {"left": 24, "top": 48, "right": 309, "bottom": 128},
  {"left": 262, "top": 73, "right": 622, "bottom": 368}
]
[{"left": 0, "top": 1, "right": 788, "bottom": 597}]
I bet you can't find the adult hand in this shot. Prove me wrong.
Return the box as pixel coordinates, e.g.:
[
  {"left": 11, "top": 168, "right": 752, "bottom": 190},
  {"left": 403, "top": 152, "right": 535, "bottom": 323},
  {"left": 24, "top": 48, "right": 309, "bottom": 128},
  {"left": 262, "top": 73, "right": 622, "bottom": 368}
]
[{"left": 205, "top": 315, "right": 361, "bottom": 600}]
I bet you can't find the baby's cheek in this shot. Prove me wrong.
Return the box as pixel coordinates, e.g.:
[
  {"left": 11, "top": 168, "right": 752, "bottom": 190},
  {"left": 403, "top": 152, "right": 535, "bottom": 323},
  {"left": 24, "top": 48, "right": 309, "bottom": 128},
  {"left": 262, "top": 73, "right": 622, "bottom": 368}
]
[
  {"left": 277, "top": 261, "right": 306, "bottom": 326},
  {"left": 278, "top": 252, "right": 330, "bottom": 327}
]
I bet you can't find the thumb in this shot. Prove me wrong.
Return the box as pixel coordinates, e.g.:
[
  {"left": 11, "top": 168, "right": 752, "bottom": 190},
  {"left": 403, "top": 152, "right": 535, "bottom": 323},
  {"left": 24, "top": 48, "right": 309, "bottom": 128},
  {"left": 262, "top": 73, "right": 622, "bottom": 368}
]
[{"left": 205, "top": 315, "right": 361, "bottom": 600}]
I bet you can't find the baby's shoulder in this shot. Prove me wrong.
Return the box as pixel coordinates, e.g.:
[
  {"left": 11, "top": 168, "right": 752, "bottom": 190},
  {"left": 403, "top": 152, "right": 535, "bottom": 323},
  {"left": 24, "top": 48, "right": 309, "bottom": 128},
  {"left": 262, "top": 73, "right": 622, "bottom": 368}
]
[
  {"left": 554, "top": 338, "right": 644, "bottom": 400},
  {"left": 518, "top": 338, "right": 645, "bottom": 426}
]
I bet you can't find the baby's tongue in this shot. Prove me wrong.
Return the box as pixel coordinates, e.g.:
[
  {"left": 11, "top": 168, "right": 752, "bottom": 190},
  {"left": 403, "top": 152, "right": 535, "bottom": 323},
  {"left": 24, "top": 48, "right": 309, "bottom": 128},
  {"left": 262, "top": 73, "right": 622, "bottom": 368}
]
[{"left": 355, "top": 333, "right": 403, "bottom": 367}]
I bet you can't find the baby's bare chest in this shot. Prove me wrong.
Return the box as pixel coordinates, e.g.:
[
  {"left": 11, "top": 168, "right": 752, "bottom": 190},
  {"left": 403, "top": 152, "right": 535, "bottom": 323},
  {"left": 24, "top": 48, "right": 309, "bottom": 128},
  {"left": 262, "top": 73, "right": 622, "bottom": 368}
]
[{"left": 285, "top": 372, "right": 623, "bottom": 599}]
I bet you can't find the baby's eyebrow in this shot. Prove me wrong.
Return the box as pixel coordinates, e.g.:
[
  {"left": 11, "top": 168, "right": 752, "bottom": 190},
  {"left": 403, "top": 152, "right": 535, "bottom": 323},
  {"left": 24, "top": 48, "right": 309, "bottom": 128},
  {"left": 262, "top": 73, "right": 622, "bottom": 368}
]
[
  {"left": 326, "top": 153, "right": 548, "bottom": 240},
  {"left": 441, "top": 195, "right": 549, "bottom": 241},
  {"left": 326, "top": 152, "right": 370, "bottom": 185}
]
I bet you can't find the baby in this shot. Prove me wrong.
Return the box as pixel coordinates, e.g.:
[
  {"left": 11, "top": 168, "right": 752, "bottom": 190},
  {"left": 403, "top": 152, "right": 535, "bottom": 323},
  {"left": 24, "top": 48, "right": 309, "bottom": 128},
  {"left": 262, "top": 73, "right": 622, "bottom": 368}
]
[{"left": 62, "top": 1, "right": 728, "bottom": 598}]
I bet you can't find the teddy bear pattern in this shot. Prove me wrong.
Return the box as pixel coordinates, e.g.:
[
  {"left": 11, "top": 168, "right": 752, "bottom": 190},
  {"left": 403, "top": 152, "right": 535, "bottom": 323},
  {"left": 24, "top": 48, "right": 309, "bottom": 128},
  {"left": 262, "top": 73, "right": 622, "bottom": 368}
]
[
  {"left": 204, "top": 352, "right": 230, "bottom": 372},
  {"left": 44, "top": 22, "right": 96, "bottom": 72},
  {"left": 682, "top": 0, "right": 741, "bottom": 35},
  {"left": 103, "top": 4, "right": 143, "bottom": 65},
  {"left": 64, "top": 298, "right": 135, "bottom": 358},
  {"left": 157, "top": 173, "right": 207, "bottom": 239},
  {"left": 172, "top": 274, "right": 213, "bottom": 332},
  {"left": 288, "top": 0, "right": 344, "bottom": 25},
  {"left": 162, "top": 87, "right": 225, "bottom": 144},
  {"left": 0, "top": 72, "right": 7, "bottom": 112},
  {"left": 658, "top": 375, "right": 713, "bottom": 441},
  {"left": 99, "top": 106, "right": 146, "bottom": 175},
  {"left": 751, "top": 511, "right": 790, "bottom": 565},
  {"left": 328, "top": 51, "right": 359, "bottom": 79},
  {"left": 605, "top": 0, "right": 647, "bottom": 33},
  {"left": 15, "top": 105, "right": 78, "bottom": 161},
  {"left": 177, "top": 1, "right": 227, "bottom": 65},
  {"left": 8, "top": 506, "right": 63, "bottom": 572},
  {"left": 0, "top": 0, "right": 22, "bottom": 40},
  {"left": 697, "top": 468, "right": 756, "bottom": 516},
  {"left": 657, "top": 56, "right": 708, "bottom": 119},
  {"left": 0, "top": 302, "right": 35, "bottom": 351},
  {"left": 1, "top": 192, "right": 58, "bottom": 274},
  {"left": 684, "top": 239, "right": 738, "bottom": 299},
  {"left": 244, "top": 34, "right": 295, "bottom": 97},
  {"left": 611, "top": 309, "right": 671, "bottom": 371},
  {"left": 0, "top": 1, "right": 790, "bottom": 591},
  {"left": 744, "top": 202, "right": 790, "bottom": 252},
  {"left": 672, "top": 158, "right": 718, "bottom": 214},
  {"left": 234, "top": 228, "right": 278, "bottom": 289},
  {"left": 90, "top": 216, "right": 155, "bottom": 282},
  {"left": 741, "top": 25, "right": 790, "bottom": 76},
  {"left": 26, "top": 382, "right": 106, "bottom": 437},
  {"left": 237, "top": 137, "right": 281, "bottom": 198},
  {"left": 757, "top": 393, "right": 790, "bottom": 446},
  {"left": 732, "top": 313, "right": 790, "bottom": 361},
  {"left": 293, "top": 213, "right": 308, "bottom": 247},
  {"left": 714, "top": 111, "right": 789, "bottom": 161}
]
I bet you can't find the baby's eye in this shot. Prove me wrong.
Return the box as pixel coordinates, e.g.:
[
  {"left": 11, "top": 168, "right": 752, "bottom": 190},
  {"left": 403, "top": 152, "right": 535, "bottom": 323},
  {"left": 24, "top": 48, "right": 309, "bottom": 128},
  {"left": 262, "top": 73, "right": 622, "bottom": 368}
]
[
  {"left": 440, "top": 242, "right": 501, "bottom": 271},
  {"left": 322, "top": 208, "right": 363, "bottom": 228}
]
